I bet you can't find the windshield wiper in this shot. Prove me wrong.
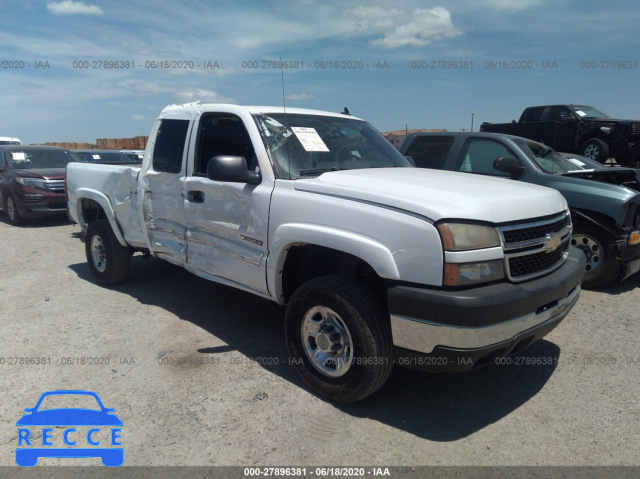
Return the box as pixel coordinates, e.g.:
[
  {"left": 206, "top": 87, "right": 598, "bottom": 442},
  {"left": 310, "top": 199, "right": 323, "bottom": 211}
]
[{"left": 298, "top": 167, "right": 346, "bottom": 176}]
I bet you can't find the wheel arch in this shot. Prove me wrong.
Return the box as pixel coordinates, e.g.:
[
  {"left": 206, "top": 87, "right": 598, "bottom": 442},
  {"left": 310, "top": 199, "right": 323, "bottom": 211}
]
[
  {"left": 75, "top": 189, "right": 127, "bottom": 247},
  {"left": 571, "top": 207, "right": 621, "bottom": 239},
  {"left": 268, "top": 223, "right": 400, "bottom": 305}
]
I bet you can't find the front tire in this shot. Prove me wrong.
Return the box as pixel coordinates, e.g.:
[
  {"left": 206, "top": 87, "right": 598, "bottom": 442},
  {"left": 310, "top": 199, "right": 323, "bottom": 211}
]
[
  {"left": 5, "top": 194, "right": 24, "bottom": 225},
  {"left": 285, "top": 275, "right": 393, "bottom": 403},
  {"left": 571, "top": 224, "right": 621, "bottom": 288},
  {"left": 581, "top": 138, "right": 610, "bottom": 164},
  {"left": 85, "top": 219, "right": 130, "bottom": 285}
]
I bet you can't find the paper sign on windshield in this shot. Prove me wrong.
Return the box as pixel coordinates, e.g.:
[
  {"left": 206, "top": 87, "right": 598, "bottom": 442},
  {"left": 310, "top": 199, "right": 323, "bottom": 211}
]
[
  {"left": 11, "top": 152, "right": 27, "bottom": 160},
  {"left": 575, "top": 110, "right": 587, "bottom": 117},
  {"left": 291, "top": 127, "right": 329, "bottom": 152},
  {"left": 92, "top": 155, "right": 101, "bottom": 160}
]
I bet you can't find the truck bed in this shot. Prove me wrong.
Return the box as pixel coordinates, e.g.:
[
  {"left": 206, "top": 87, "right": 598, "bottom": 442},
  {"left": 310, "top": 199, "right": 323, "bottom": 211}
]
[{"left": 66, "top": 162, "right": 147, "bottom": 248}]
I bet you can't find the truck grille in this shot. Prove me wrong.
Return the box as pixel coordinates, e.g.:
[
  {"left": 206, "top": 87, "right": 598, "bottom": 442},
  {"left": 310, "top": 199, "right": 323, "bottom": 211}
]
[
  {"left": 45, "top": 179, "right": 65, "bottom": 193},
  {"left": 632, "top": 123, "right": 640, "bottom": 136},
  {"left": 498, "top": 212, "right": 572, "bottom": 282}
]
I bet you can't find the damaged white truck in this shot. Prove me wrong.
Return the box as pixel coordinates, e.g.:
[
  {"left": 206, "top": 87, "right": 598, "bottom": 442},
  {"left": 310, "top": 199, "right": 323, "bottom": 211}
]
[{"left": 66, "top": 103, "right": 585, "bottom": 402}]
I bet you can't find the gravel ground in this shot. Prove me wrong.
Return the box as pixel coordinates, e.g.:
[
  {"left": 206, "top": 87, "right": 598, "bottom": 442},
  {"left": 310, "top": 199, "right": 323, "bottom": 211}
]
[{"left": 0, "top": 215, "right": 638, "bottom": 469}]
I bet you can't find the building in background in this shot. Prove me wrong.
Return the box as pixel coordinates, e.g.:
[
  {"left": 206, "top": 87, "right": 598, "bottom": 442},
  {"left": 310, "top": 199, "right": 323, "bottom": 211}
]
[{"left": 39, "top": 136, "right": 148, "bottom": 150}]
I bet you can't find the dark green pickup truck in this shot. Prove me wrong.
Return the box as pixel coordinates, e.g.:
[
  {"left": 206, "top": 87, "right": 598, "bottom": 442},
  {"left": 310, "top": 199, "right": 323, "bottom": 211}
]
[{"left": 401, "top": 132, "right": 640, "bottom": 288}]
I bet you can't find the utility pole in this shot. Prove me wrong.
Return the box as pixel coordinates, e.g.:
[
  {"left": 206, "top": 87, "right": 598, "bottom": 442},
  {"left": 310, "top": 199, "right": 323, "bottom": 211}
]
[{"left": 471, "top": 111, "right": 475, "bottom": 132}]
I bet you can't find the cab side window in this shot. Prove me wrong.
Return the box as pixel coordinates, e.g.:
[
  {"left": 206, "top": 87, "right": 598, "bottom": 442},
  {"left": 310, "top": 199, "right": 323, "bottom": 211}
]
[
  {"left": 522, "top": 107, "right": 544, "bottom": 123},
  {"left": 403, "top": 136, "right": 454, "bottom": 169},
  {"left": 152, "top": 119, "right": 189, "bottom": 173},
  {"left": 194, "top": 114, "right": 257, "bottom": 176},
  {"left": 455, "top": 138, "right": 513, "bottom": 177}
]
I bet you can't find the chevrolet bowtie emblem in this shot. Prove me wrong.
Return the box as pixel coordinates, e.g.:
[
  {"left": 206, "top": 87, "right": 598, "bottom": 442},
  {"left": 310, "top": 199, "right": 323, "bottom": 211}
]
[{"left": 544, "top": 233, "right": 562, "bottom": 252}]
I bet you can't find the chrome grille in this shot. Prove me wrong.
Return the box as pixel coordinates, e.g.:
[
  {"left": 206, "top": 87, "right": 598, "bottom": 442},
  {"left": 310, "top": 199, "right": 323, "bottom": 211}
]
[
  {"left": 45, "top": 179, "right": 65, "bottom": 193},
  {"left": 498, "top": 212, "right": 572, "bottom": 282},
  {"left": 501, "top": 214, "right": 571, "bottom": 247},
  {"left": 632, "top": 123, "right": 640, "bottom": 136}
]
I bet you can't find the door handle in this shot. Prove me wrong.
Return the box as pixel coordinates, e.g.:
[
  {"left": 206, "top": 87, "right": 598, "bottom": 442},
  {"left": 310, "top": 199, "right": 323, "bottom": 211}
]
[{"left": 187, "top": 191, "right": 205, "bottom": 203}]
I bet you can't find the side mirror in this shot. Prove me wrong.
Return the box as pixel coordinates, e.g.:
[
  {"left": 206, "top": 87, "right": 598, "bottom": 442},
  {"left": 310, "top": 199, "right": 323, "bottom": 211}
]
[
  {"left": 404, "top": 155, "right": 416, "bottom": 167},
  {"left": 493, "top": 156, "right": 526, "bottom": 179},
  {"left": 206, "top": 155, "right": 261, "bottom": 185}
]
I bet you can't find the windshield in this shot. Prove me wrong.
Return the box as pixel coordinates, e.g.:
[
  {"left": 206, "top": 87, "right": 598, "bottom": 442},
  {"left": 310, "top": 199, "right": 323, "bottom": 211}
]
[
  {"left": 81, "top": 151, "right": 135, "bottom": 164},
  {"left": 8, "top": 149, "right": 79, "bottom": 169},
  {"left": 516, "top": 140, "right": 581, "bottom": 174},
  {"left": 254, "top": 113, "right": 411, "bottom": 178},
  {"left": 571, "top": 105, "right": 610, "bottom": 119}
]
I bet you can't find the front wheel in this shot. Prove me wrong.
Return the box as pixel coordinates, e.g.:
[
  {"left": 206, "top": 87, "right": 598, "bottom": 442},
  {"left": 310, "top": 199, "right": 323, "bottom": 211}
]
[
  {"left": 285, "top": 275, "right": 393, "bottom": 403},
  {"left": 571, "top": 225, "right": 621, "bottom": 288},
  {"left": 5, "top": 194, "right": 24, "bottom": 225},
  {"left": 85, "top": 220, "right": 130, "bottom": 285},
  {"left": 581, "top": 138, "right": 610, "bottom": 163}
]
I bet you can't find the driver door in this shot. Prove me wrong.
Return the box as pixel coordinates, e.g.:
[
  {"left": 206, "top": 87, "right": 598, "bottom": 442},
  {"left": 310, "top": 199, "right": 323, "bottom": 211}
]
[{"left": 183, "top": 113, "right": 273, "bottom": 295}]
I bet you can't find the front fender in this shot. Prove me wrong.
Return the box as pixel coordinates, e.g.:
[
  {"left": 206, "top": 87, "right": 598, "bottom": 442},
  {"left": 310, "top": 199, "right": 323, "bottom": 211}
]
[
  {"left": 267, "top": 223, "right": 400, "bottom": 304},
  {"left": 73, "top": 188, "right": 128, "bottom": 247}
]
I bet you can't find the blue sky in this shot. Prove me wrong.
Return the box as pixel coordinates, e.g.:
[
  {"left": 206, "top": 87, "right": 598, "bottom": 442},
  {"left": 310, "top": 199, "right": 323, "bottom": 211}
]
[{"left": 1, "top": 0, "right": 639, "bottom": 145}]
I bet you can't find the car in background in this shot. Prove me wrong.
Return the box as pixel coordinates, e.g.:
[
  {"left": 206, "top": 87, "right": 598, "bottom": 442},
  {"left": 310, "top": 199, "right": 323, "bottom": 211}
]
[
  {"left": 119, "top": 150, "right": 144, "bottom": 163},
  {"left": 74, "top": 150, "right": 137, "bottom": 165},
  {"left": 401, "top": 132, "right": 640, "bottom": 288},
  {"left": 0, "top": 145, "right": 81, "bottom": 225},
  {"left": 0, "top": 137, "right": 22, "bottom": 145}
]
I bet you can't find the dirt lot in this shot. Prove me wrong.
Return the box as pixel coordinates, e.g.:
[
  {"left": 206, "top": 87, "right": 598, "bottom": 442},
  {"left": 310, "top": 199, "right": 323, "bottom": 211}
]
[{"left": 0, "top": 215, "right": 639, "bottom": 470}]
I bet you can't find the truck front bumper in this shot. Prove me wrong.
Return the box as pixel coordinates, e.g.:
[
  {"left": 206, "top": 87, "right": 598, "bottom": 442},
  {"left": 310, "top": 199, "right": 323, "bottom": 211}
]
[{"left": 388, "top": 246, "right": 585, "bottom": 372}]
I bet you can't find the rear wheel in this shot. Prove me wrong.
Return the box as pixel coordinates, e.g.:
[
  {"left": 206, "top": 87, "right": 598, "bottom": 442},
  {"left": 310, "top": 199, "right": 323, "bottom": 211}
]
[
  {"left": 571, "top": 224, "right": 621, "bottom": 288},
  {"left": 85, "top": 219, "right": 130, "bottom": 285},
  {"left": 285, "top": 275, "right": 393, "bottom": 403},
  {"left": 581, "top": 138, "right": 610, "bottom": 163}
]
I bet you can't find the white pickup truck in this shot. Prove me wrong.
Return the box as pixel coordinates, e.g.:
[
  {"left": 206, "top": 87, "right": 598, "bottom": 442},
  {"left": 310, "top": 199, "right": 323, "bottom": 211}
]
[{"left": 67, "top": 103, "right": 585, "bottom": 402}]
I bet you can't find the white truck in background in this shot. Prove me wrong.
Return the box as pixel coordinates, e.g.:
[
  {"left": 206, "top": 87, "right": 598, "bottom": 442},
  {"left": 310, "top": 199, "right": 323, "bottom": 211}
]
[{"left": 66, "top": 103, "right": 585, "bottom": 402}]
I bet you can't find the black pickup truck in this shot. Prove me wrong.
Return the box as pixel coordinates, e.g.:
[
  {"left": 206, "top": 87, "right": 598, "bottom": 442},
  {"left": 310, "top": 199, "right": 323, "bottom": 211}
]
[
  {"left": 480, "top": 105, "right": 640, "bottom": 166},
  {"left": 400, "top": 131, "right": 640, "bottom": 288}
]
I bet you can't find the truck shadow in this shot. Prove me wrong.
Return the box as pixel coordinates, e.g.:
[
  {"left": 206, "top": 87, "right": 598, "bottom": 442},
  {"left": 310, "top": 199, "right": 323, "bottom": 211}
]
[{"left": 69, "top": 255, "right": 560, "bottom": 442}]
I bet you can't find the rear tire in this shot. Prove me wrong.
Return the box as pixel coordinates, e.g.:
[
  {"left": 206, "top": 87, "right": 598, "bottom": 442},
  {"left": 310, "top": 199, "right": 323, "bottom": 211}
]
[
  {"left": 85, "top": 219, "right": 130, "bottom": 285},
  {"left": 571, "top": 224, "right": 621, "bottom": 288},
  {"left": 581, "top": 138, "right": 610, "bottom": 164},
  {"left": 285, "top": 275, "right": 393, "bottom": 403}
]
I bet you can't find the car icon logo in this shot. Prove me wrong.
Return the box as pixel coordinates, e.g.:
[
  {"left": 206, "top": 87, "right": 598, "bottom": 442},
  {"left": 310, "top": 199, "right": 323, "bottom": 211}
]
[{"left": 15, "top": 390, "right": 123, "bottom": 467}]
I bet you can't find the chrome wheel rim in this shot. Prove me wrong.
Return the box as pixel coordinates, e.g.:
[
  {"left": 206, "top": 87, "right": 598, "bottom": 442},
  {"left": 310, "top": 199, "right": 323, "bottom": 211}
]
[
  {"left": 583, "top": 144, "right": 599, "bottom": 160},
  {"left": 301, "top": 306, "right": 354, "bottom": 378},
  {"left": 90, "top": 235, "right": 107, "bottom": 273},
  {"left": 571, "top": 234, "right": 602, "bottom": 275}
]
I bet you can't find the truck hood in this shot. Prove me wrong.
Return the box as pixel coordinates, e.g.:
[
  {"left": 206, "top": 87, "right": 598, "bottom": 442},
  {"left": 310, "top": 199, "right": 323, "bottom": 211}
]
[
  {"left": 15, "top": 168, "right": 66, "bottom": 180},
  {"left": 294, "top": 168, "right": 566, "bottom": 224},
  {"left": 562, "top": 168, "right": 640, "bottom": 192},
  {"left": 543, "top": 173, "right": 640, "bottom": 225},
  {"left": 583, "top": 117, "right": 639, "bottom": 125}
]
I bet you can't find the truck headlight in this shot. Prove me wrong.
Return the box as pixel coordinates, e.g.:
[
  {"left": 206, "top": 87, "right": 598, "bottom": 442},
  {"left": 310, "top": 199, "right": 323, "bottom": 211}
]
[
  {"left": 437, "top": 223, "right": 501, "bottom": 250},
  {"left": 438, "top": 223, "right": 504, "bottom": 286},
  {"left": 16, "top": 177, "right": 46, "bottom": 189}
]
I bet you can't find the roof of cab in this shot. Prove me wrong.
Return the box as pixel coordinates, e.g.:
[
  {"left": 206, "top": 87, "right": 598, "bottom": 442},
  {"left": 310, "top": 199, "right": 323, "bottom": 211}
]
[{"left": 158, "top": 102, "right": 362, "bottom": 121}]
